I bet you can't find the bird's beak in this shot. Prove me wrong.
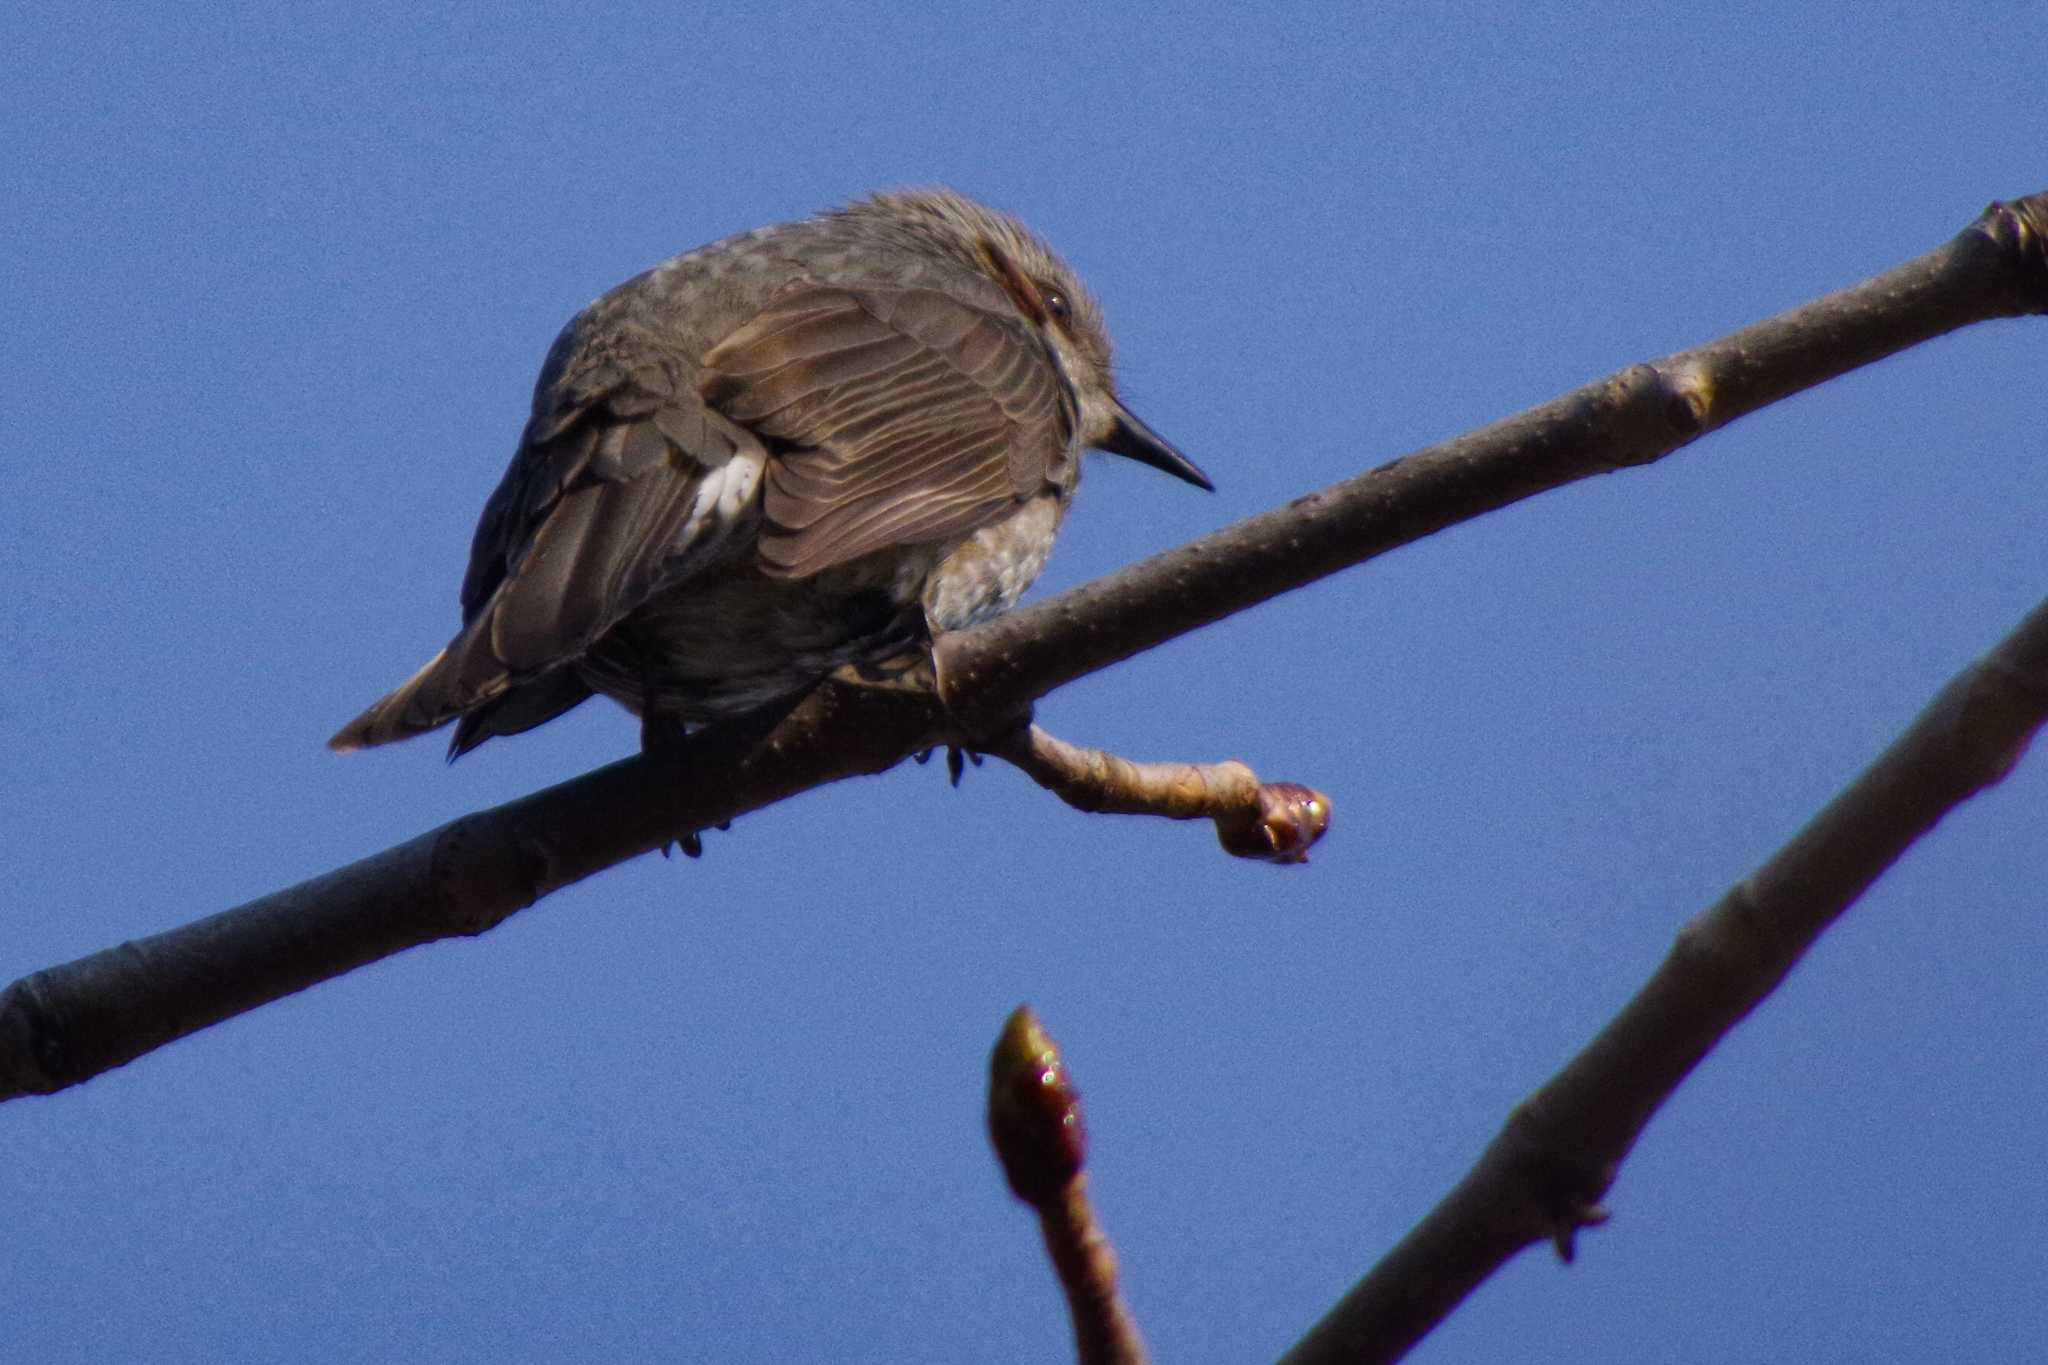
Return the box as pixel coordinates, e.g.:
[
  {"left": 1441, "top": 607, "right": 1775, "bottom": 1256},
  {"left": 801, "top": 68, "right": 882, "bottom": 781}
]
[{"left": 1097, "top": 402, "right": 1214, "bottom": 491}]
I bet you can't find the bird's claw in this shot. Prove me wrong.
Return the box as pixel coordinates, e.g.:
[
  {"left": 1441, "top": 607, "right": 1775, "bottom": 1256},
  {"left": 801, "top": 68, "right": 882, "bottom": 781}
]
[{"left": 946, "top": 745, "right": 984, "bottom": 788}]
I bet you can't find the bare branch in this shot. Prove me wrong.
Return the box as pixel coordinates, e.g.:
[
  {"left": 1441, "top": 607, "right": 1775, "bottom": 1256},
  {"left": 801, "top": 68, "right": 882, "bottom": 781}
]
[
  {"left": 989, "top": 1007, "right": 1148, "bottom": 1365},
  {"left": 984, "top": 723, "right": 1331, "bottom": 863},
  {"left": 937, "top": 196, "right": 2048, "bottom": 731},
  {"left": 1276, "top": 590, "right": 2048, "bottom": 1364},
  {"left": 2, "top": 194, "right": 2042, "bottom": 1102}
]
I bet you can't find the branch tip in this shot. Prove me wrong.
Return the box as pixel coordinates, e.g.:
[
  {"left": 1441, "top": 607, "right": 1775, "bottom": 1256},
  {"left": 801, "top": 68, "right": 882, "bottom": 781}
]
[
  {"left": 1216, "top": 780, "right": 1332, "bottom": 864},
  {"left": 988, "top": 725, "right": 1332, "bottom": 863},
  {"left": 988, "top": 1005, "right": 1087, "bottom": 1207},
  {"left": 987, "top": 1007, "right": 1150, "bottom": 1365}
]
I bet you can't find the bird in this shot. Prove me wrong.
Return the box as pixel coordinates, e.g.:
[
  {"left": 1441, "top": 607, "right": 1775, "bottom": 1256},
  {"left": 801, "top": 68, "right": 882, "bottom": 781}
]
[{"left": 328, "top": 188, "right": 1211, "bottom": 760}]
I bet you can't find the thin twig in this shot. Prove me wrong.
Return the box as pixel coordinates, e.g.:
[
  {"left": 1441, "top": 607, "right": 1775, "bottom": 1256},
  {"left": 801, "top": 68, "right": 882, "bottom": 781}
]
[
  {"left": 984, "top": 724, "right": 1331, "bottom": 863},
  {"left": 989, "top": 1007, "right": 1148, "bottom": 1365}
]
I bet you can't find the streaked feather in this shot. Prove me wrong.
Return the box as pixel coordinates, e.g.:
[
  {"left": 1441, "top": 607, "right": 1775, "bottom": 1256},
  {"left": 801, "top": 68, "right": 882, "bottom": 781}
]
[{"left": 705, "top": 286, "right": 1073, "bottom": 579}]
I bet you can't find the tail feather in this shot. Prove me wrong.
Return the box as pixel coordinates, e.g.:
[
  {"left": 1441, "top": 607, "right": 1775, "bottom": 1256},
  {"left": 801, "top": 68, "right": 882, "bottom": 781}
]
[
  {"left": 445, "top": 668, "right": 595, "bottom": 760},
  {"left": 330, "top": 495, "right": 643, "bottom": 754},
  {"left": 327, "top": 647, "right": 468, "bottom": 751},
  {"left": 329, "top": 623, "right": 599, "bottom": 757}
]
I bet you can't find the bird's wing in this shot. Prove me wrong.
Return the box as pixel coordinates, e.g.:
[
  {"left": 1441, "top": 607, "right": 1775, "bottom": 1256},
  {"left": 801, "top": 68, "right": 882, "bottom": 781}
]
[
  {"left": 327, "top": 323, "right": 767, "bottom": 751},
  {"left": 460, "top": 329, "right": 767, "bottom": 667},
  {"left": 702, "top": 283, "right": 1075, "bottom": 579}
]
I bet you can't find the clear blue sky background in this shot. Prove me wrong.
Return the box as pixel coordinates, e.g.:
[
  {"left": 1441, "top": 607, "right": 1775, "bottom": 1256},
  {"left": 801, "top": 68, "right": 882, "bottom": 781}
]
[{"left": 5, "top": 5, "right": 2044, "bottom": 1361}]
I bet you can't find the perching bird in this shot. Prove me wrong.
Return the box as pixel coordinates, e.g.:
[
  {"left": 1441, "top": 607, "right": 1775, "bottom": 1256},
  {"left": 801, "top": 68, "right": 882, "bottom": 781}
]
[{"left": 329, "top": 188, "right": 1211, "bottom": 759}]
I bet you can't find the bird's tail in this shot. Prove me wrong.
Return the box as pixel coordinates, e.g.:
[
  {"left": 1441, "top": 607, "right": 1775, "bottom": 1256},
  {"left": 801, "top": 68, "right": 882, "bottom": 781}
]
[{"left": 326, "top": 648, "right": 464, "bottom": 751}]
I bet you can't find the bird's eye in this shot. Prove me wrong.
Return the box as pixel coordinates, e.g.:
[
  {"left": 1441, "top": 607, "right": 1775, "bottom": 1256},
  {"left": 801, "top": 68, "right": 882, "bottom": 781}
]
[{"left": 1041, "top": 288, "right": 1071, "bottom": 325}]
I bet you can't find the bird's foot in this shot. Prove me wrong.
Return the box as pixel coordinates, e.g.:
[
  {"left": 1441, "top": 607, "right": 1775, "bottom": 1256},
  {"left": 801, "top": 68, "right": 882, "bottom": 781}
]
[
  {"left": 914, "top": 743, "right": 986, "bottom": 787},
  {"left": 660, "top": 819, "right": 732, "bottom": 860}
]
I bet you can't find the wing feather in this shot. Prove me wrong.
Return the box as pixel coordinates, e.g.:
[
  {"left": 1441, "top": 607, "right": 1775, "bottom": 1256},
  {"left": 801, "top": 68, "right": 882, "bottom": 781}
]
[
  {"left": 327, "top": 328, "right": 767, "bottom": 752},
  {"left": 703, "top": 284, "right": 1073, "bottom": 580}
]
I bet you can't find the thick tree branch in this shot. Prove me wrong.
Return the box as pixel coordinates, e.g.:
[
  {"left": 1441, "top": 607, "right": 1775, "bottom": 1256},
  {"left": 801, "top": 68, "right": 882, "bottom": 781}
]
[
  {"left": 2, "top": 194, "right": 2041, "bottom": 1102},
  {"left": 1277, "top": 590, "right": 2048, "bottom": 1364},
  {"left": 936, "top": 196, "right": 2048, "bottom": 731}
]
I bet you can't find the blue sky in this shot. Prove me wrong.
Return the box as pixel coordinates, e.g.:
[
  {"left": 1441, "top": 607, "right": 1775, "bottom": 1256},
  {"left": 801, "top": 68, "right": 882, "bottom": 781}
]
[{"left": 5, "top": 5, "right": 2044, "bottom": 1360}]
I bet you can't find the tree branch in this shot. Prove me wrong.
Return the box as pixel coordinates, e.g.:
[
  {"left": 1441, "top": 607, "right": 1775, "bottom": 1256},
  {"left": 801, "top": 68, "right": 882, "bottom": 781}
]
[
  {"left": 935, "top": 195, "right": 2048, "bottom": 733},
  {"left": 988, "top": 1006, "right": 1148, "bottom": 1365},
  {"left": 982, "top": 723, "right": 1330, "bottom": 863},
  {"left": 2, "top": 194, "right": 2041, "bottom": 1102},
  {"left": 1276, "top": 588, "right": 2048, "bottom": 1364}
]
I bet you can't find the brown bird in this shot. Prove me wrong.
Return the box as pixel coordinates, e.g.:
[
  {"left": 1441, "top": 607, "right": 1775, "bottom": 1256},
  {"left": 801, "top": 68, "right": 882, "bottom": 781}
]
[{"left": 329, "top": 188, "right": 1210, "bottom": 759}]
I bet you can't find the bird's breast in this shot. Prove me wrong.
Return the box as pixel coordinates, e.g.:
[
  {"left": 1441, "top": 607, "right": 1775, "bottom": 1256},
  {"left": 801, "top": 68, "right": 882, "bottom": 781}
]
[{"left": 921, "top": 491, "right": 1068, "bottom": 631}]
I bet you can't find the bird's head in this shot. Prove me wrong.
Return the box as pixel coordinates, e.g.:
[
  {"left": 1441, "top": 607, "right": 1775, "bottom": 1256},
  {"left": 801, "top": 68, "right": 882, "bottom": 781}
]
[{"left": 843, "top": 187, "right": 1214, "bottom": 492}]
